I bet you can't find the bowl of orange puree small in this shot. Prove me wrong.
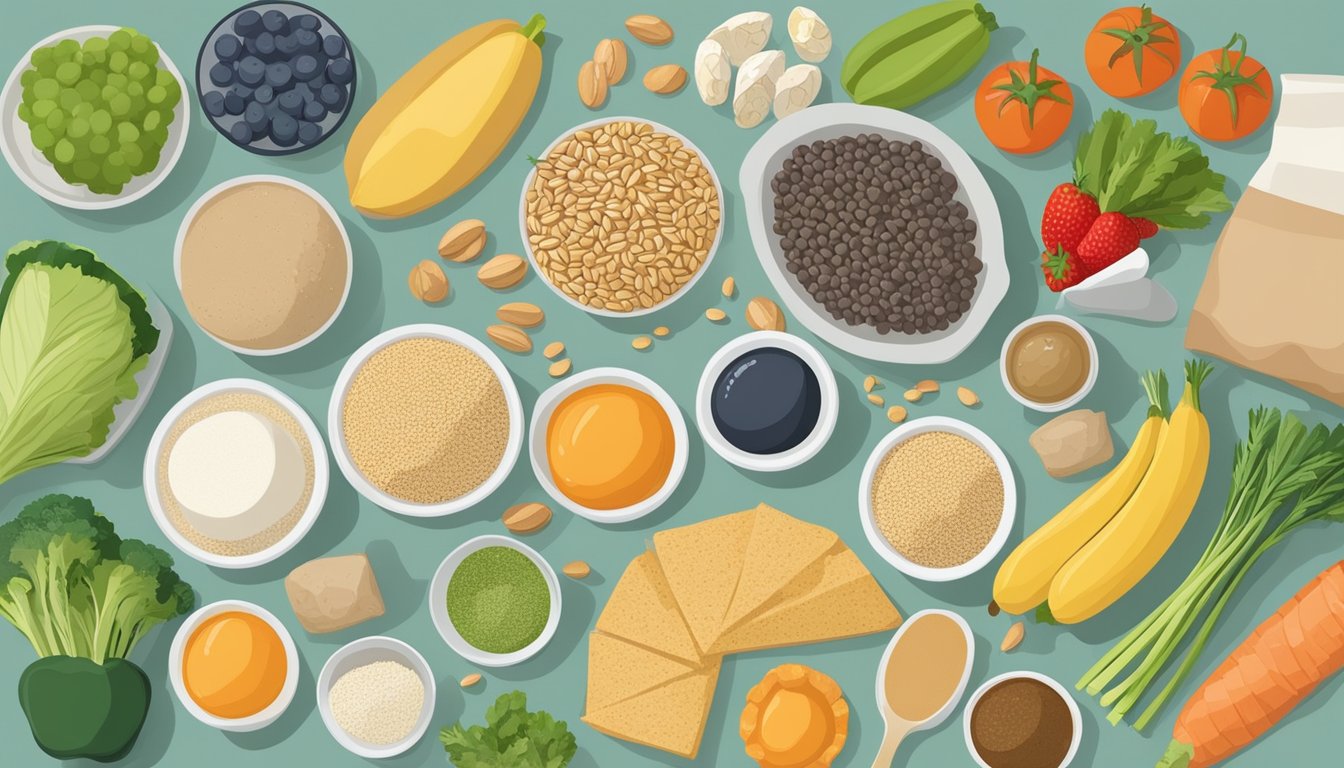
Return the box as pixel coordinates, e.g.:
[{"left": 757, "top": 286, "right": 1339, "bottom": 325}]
[{"left": 529, "top": 368, "right": 688, "bottom": 524}]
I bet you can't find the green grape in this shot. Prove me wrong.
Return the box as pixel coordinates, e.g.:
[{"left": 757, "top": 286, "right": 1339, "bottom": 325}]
[
  {"left": 116, "top": 121, "right": 139, "bottom": 144},
  {"left": 142, "top": 110, "right": 160, "bottom": 132},
  {"left": 55, "top": 61, "right": 81, "bottom": 85},
  {"left": 108, "top": 30, "right": 130, "bottom": 51},
  {"left": 75, "top": 80, "right": 99, "bottom": 102},
  {"left": 146, "top": 85, "right": 166, "bottom": 105},
  {"left": 162, "top": 78, "right": 181, "bottom": 104},
  {"left": 122, "top": 142, "right": 143, "bottom": 168},
  {"left": 73, "top": 159, "right": 99, "bottom": 181},
  {"left": 67, "top": 116, "right": 89, "bottom": 139},
  {"left": 90, "top": 109, "right": 112, "bottom": 134},
  {"left": 130, "top": 33, "right": 150, "bottom": 56},
  {"left": 17, "top": 103, "right": 32, "bottom": 123},
  {"left": 89, "top": 134, "right": 110, "bottom": 155},
  {"left": 82, "top": 37, "right": 107, "bottom": 55},
  {"left": 109, "top": 93, "right": 131, "bottom": 116},
  {"left": 127, "top": 82, "right": 143, "bottom": 98},
  {"left": 107, "top": 72, "right": 127, "bottom": 89},
  {"left": 105, "top": 150, "right": 124, "bottom": 168},
  {"left": 53, "top": 138, "right": 74, "bottom": 164},
  {"left": 32, "top": 99, "right": 55, "bottom": 119},
  {"left": 58, "top": 87, "right": 80, "bottom": 111},
  {"left": 128, "top": 61, "right": 149, "bottom": 82},
  {"left": 109, "top": 50, "right": 127, "bottom": 74},
  {"left": 101, "top": 84, "right": 117, "bottom": 102},
  {"left": 29, "top": 125, "right": 55, "bottom": 150},
  {"left": 20, "top": 69, "right": 37, "bottom": 88},
  {"left": 45, "top": 108, "right": 65, "bottom": 131},
  {"left": 53, "top": 39, "right": 79, "bottom": 63},
  {"left": 89, "top": 69, "right": 107, "bottom": 86},
  {"left": 72, "top": 102, "right": 93, "bottom": 118},
  {"left": 31, "top": 47, "right": 52, "bottom": 67},
  {"left": 32, "top": 77, "right": 59, "bottom": 100}
]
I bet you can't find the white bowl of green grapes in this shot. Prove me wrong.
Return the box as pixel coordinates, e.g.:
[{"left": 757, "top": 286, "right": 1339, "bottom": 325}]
[{"left": 0, "top": 26, "right": 190, "bottom": 210}]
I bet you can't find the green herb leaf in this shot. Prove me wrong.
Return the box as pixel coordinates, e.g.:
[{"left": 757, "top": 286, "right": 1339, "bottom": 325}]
[{"left": 442, "top": 691, "right": 577, "bottom": 768}]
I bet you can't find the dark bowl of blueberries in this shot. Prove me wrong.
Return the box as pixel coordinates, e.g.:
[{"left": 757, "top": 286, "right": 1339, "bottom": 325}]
[{"left": 196, "top": 1, "right": 356, "bottom": 154}]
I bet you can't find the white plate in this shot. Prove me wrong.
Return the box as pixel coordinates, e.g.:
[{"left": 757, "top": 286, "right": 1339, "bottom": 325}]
[
  {"left": 328, "top": 324, "right": 524, "bottom": 517},
  {"left": 173, "top": 174, "right": 353, "bottom": 356},
  {"left": 695, "top": 331, "right": 838, "bottom": 472},
  {"left": 964, "top": 671, "right": 1082, "bottom": 768},
  {"left": 518, "top": 116, "right": 724, "bottom": 318},
  {"left": 740, "top": 103, "right": 1008, "bottom": 364},
  {"left": 999, "top": 314, "right": 1099, "bottom": 413},
  {"left": 529, "top": 367, "right": 688, "bottom": 524},
  {"left": 858, "top": 416, "right": 1016, "bottom": 582},
  {"left": 0, "top": 25, "right": 190, "bottom": 210},
  {"left": 317, "top": 636, "right": 436, "bottom": 758},
  {"left": 169, "top": 600, "right": 299, "bottom": 732},
  {"left": 428, "top": 535, "right": 562, "bottom": 667},
  {"left": 143, "top": 378, "right": 329, "bottom": 569}
]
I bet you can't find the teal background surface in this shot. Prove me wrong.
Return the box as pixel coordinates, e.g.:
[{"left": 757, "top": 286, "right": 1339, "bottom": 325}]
[{"left": 2, "top": 1, "right": 1342, "bottom": 765}]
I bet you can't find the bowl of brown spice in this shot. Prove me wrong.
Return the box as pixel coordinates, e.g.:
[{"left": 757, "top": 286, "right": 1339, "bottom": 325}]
[
  {"left": 858, "top": 416, "right": 1016, "bottom": 582},
  {"left": 964, "top": 671, "right": 1081, "bottom": 768},
  {"left": 519, "top": 117, "right": 723, "bottom": 317}
]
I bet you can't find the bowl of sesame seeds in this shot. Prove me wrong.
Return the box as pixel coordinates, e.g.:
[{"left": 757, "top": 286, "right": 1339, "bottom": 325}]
[{"left": 317, "top": 635, "right": 436, "bottom": 758}]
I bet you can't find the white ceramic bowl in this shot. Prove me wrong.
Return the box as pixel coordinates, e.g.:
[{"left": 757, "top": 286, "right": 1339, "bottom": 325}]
[
  {"left": 964, "top": 670, "right": 1082, "bottom": 768},
  {"left": 169, "top": 600, "right": 299, "bottom": 732},
  {"left": 316, "top": 636, "right": 436, "bottom": 759},
  {"left": 740, "top": 103, "right": 1008, "bottom": 364},
  {"left": 874, "top": 609, "right": 974, "bottom": 732},
  {"left": 696, "top": 331, "right": 838, "bottom": 472},
  {"left": 173, "top": 174, "right": 353, "bottom": 356},
  {"left": 858, "top": 416, "right": 1017, "bottom": 582},
  {"left": 0, "top": 25, "right": 190, "bottom": 210},
  {"left": 1000, "top": 314, "right": 1099, "bottom": 413},
  {"left": 429, "top": 535, "right": 562, "bottom": 667},
  {"left": 518, "top": 116, "right": 724, "bottom": 318},
  {"left": 144, "top": 378, "right": 329, "bottom": 569},
  {"left": 328, "top": 324, "right": 524, "bottom": 517},
  {"left": 529, "top": 367, "right": 689, "bottom": 524}
]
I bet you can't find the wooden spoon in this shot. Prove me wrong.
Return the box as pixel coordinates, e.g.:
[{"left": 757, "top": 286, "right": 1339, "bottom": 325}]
[{"left": 871, "top": 610, "right": 975, "bottom": 767}]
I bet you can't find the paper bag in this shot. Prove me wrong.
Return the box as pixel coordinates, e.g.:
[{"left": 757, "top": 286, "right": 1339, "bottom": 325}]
[{"left": 1187, "top": 75, "right": 1344, "bottom": 406}]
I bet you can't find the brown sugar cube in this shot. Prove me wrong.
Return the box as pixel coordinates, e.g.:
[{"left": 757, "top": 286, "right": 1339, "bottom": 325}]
[{"left": 285, "top": 554, "right": 385, "bottom": 634}]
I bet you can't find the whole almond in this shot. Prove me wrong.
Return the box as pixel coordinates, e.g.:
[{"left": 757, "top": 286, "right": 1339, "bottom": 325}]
[
  {"left": 705, "top": 307, "right": 727, "bottom": 322},
  {"left": 563, "top": 560, "right": 591, "bottom": 579},
  {"left": 632, "top": 336, "right": 652, "bottom": 350},
  {"left": 958, "top": 386, "right": 981, "bottom": 407},
  {"left": 578, "top": 59, "right": 608, "bottom": 109},
  {"left": 594, "top": 38, "right": 629, "bottom": 83},
  {"left": 478, "top": 253, "right": 527, "bottom": 289},
  {"left": 721, "top": 276, "right": 736, "bottom": 297},
  {"left": 460, "top": 673, "right": 483, "bottom": 688},
  {"left": 903, "top": 388, "right": 923, "bottom": 403},
  {"left": 626, "top": 14, "right": 674, "bottom": 45},
  {"left": 548, "top": 359, "right": 572, "bottom": 377},
  {"left": 863, "top": 375, "right": 878, "bottom": 393},
  {"left": 867, "top": 393, "right": 884, "bottom": 407},
  {"left": 644, "top": 64, "right": 687, "bottom": 94},
  {"left": 502, "top": 502, "right": 551, "bottom": 534},
  {"left": 1001, "top": 621, "right": 1025, "bottom": 652},
  {"left": 487, "top": 324, "right": 532, "bottom": 353},
  {"left": 746, "top": 296, "right": 785, "bottom": 331},
  {"left": 408, "top": 260, "right": 449, "bottom": 302},
  {"left": 543, "top": 341, "right": 565, "bottom": 359},
  {"left": 916, "top": 379, "right": 940, "bottom": 394},
  {"left": 438, "top": 219, "right": 487, "bottom": 262},
  {"left": 497, "top": 302, "right": 544, "bottom": 327},
  {"left": 887, "top": 405, "right": 907, "bottom": 423}
]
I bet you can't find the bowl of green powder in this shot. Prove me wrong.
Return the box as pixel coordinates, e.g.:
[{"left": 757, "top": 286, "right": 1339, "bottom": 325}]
[{"left": 429, "top": 535, "right": 561, "bottom": 667}]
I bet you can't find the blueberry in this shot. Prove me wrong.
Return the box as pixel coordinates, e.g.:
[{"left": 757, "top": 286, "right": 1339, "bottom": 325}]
[
  {"left": 319, "top": 83, "right": 346, "bottom": 111},
  {"left": 223, "top": 89, "right": 246, "bottom": 115},
  {"left": 302, "top": 99, "right": 327, "bottom": 122},
  {"left": 292, "top": 13, "right": 321, "bottom": 31},
  {"left": 261, "top": 10, "right": 289, "bottom": 35},
  {"left": 214, "top": 34, "right": 243, "bottom": 62},
  {"left": 253, "top": 83, "right": 275, "bottom": 104},
  {"left": 265, "top": 62, "right": 292, "bottom": 88},
  {"left": 307, "top": 70, "right": 327, "bottom": 89},
  {"left": 233, "top": 9, "right": 262, "bottom": 37},
  {"left": 209, "top": 62, "right": 234, "bottom": 87},
  {"left": 202, "top": 90, "right": 226, "bottom": 117},
  {"left": 271, "top": 112, "right": 298, "bottom": 146},
  {"left": 229, "top": 120, "right": 254, "bottom": 144},
  {"left": 230, "top": 83, "right": 255, "bottom": 101},
  {"left": 237, "top": 55, "right": 265, "bottom": 85},
  {"left": 292, "top": 54, "right": 320, "bottom": 81},
  {"left": 291, "top": 81, "right": 314, "bottom": 102},
  {"left": 294, "top": 29, "right": 320, "bottom": 55},
  {"left": 278, "top": 89, "right": 305, "bottom": 116},
  {"left": 244, "top": 100, "right": 269, "bottom": 128},
  {"left": 322, "top": 34, "right": 345, "bottom": 58},
  {"left": 255, "top": 31, "right": 276, "bottom": 59},
  {"left": 297, "top": 120, "right": 323, "bottom": 145},
  {"left": 327, "top": 57, "right": 353, "bottom": 85},
  {"left": 276, "top": 33, "right": 300, "bottom": 57}
]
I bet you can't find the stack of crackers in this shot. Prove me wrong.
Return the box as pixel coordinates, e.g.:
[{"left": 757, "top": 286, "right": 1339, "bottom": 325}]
[{"left": 582, "top": 503, "right": 902, "bottom": 758}]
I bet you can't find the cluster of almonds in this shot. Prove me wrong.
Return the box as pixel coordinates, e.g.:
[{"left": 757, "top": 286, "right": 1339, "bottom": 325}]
[
  {"left": 863, "top": 376, "right": 981, "bottom": 424},
  {"left": 695, "top": 8, "right": 831, "bottom": 128},
  {"left": 579, "top": 14, "right": 687, "bottom": 107},
  {"left": 410, "top": 219, "right": 528, "bottom": 302}
]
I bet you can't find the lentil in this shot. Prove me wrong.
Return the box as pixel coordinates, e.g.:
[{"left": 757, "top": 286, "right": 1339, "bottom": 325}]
[
  {"left": 446, "top": 546, "right": 551, "bottom": 654},
  {"left": 328, "top": 660, "right": 425, "bottom": 745}
]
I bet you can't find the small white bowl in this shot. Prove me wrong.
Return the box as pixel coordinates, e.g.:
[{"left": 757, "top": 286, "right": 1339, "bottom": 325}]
[
  {"left": 529, "top": 367, "right": 689, "bottom": 524},
  {"left": 317, "top": 636, "right": 436, "bottom": 759},
  {"left": 696, "top": 331, "right": 838, "bottom": 472},
  {"left": 143, "top": 378, "right": 329, "bottom": 569},
  {"left": 1000, "top": 314, "right": 1099, "bottom": 413},
  {"left": 0, "top": 25, "right": 190, "bottom": 210},
  {"left": 328, "top": 324, "right": 524, "bottom": 517},
  {"left": 169, "top": 600, "right": 299, "bottom": 732},
  {"left": 858, "top": 416, "right": 1017, "bottom": 582},
  {"left": 174, "top": 174, "right": 353, "bottom": 356},
  {"left": 429, "top": 535, "right": 562, "bottom": 667},
  {"left": 518, "top": 116, "right": 724, "bottom": 318},
  {"left": 964, "top": 671, "right": 1082, "bottom": 768}
]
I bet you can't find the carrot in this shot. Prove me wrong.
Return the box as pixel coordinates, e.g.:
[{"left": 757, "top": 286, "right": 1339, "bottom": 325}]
[{"left": 1157, "top": 561, "right": 1344, "bottom": 768}]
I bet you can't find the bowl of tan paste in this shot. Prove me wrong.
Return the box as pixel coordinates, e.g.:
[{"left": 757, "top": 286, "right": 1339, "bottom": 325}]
[{"left": 175, "top": 175, "right": 352, "bottom": 355}]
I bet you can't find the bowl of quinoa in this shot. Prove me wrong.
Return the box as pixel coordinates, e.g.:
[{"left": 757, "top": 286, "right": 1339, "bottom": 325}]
[{"left": 858, "top": 416, "right": 1016, "bottom": 582}]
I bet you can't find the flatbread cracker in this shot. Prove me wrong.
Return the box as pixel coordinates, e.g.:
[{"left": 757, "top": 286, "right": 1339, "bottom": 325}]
[
  {"left": 582, "top": 658, "right": 722, "bottom": 759},
  {"left": 595, "top": 550, "right": 701, "bottom": 664},
  {"left": 718, "top": 503, "right": 838, "bottom": 633},
  {"left": 654, "top": 508, "right": 755, "bottom": 653},
  {"left": 585, "top": 632, "right": 700, "bottom": 712}
]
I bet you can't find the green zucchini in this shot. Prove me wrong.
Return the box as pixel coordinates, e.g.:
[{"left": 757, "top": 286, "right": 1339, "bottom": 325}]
[{"left": 842, "top": 1, "right": 999, "bottom": 109}]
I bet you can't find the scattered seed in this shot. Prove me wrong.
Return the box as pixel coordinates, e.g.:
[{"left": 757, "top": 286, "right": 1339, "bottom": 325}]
[
  {"left": 1000, "top": 621, "right": 1025, "bottom": 652},
  {"left": 632, "top": 336, "right": 652, "bottom": 350},
  {"left": 496, "top": 302, "right": 545, "bottom": 327},
  {"left": 863, "top": 375, "right": 878, "bottom": 393},
  {"left": 988, "top": 600, "right": 1001, "bottom": 617},
  {"left": 886, "top": 406, "right": 907, "bottom": 423},
  {"left": 460, "top": 673, "right": 483, "bottom": 688},
  {"left": 903, "top": 389, "right": 923, "bottom": 403},
  {"left": 502, "top": 502, "right": 551, "bottom": 534},
  {"left": 653, "top": 326, "right": 670, "bottom": 337},
  {"left": 548, "top": 359, "right": 572, "bottom": 377},
  {"left": 916, "top": 379, "right": 940, "bottom": 394},
  {"left": 705, "top": 308, "right": 727, "bottom": 322},
  {"left": 486, "top": 324, "right": 532, "bottom": 353},
  {"left": 721, "top": 276, "right": 736, "bottom": 297},
  {"left": 745, "top": 296, "right": 785, "bottom": 331},
  {"left": 563, "top": 560, "right": 591, "bottom": 579},
  {"left": 867, "top": 393, "right": 884, "bottom": 407},
  {"left": 958, "top": 386, "right": 981, "bottom": 407},
  {"left": 543, "top": 341, "right": 565, "bottom": 359}
]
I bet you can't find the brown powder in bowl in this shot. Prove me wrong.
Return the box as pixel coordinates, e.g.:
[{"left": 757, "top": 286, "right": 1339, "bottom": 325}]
[
  {"left": 341, "top": 338, "right": 510, "bottom": 504},
  {"left": 870, "top": 431, "right": 1004, "bottom": 568}
]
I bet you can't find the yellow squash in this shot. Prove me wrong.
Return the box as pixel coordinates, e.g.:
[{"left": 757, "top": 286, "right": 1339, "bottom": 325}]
[
  {"left": 344, "top": 15, "right": 547, "bottom": 218},
  {"left": 1048, "top": 361, "right": 1213, "bottom": 624},
  {"left": 992, "top": 372, "right": 1169, "bottom": 615}
]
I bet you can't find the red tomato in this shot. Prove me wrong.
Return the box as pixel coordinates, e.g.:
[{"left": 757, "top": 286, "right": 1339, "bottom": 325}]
[
  {"left": 1085, "top": 6, "right": 1181, "bottom": 98},
  {"left": 975, "top": 49, "right": 1073, "bottom": 154},
  {"left": 1179, "top": 34, "right": 1273, "bottom": 142}
]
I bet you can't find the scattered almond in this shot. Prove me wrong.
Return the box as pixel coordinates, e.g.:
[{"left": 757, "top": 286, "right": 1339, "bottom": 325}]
[
  {"left": 916, "top": 379, "right": 940, "bottom": 394},
  {"left": 632, "top": 336, "right": 652, "bottom": 350},
  {"left": 548, "top": 359, "right": 572, "bottom": 377},
  {"left": 705, "top": 307, "right": 727, "bottom": 322},
  {"left": 478, "top": 253, "right": 527, "bottom": 289},
  {"left": 437, "top": 219, "right": 487, "bottom": 262},
  {"left": 408, "top": 260, "right": 449, "bottom": 302},
  {"left": 594, "top": 38, "right": 628, "bottom": 83},
  {"left": 626, "top": 14, "right": 674, "bottom": 45},
  {"left": 867, "top": 393, "right": 884, "bottom": 407},
  {"left": 721, "top": 276, "right": 736, "bottom": 297},
  {"left": 460, "top": 673, "right": 483, "bottom": 688},
  {"left": 577, "top": 59, "right": 608, "bottom": 109},
  {"left": 745, "top": 296, "right": 785, "bottom": 331},
  {"left": 863, "top": 375, "right": 878, "bottom": 393},
  {"left": 502, "top": 502, "right": 551, "bottom": 534},
  {"left": 653, "top": 326, "right": 670, "bottom": 337},
  {"left": 486, "top": 324, "right": 532, "bottom": 353},
  {"left": 497, "top": 302, "right": 544, "bottom": 327},
  {"left": 563, "top": 560, "right": 591, "bottom": 579},
  {"left": 543, "top": 341, "right": 565, "bottom": 359},
  {"left": 644, "top": 64, "right": 687, "bottom": 95},
  {"left": 886, "top": 405, "right": 907, "bottom": 423},
  {"left": 958, "top": 386, "right": 981, "bottom": 406},
  {"left": 903, "top": 388, "right": 923, "bottom": 403},
  {"left": 1001, "top": 621, "right": 1025, "bottom": 652}
]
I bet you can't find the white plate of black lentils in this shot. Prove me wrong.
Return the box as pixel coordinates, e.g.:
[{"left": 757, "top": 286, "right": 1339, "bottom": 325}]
[{"left": 740, "top": 103, "right": 1007, "bottom": 364}]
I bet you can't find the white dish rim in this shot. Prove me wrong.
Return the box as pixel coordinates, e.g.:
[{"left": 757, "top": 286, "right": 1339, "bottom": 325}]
[
  {"left": 999, "top": 314, "right": 1100, "bottom": 413},
  {"left": 963, "top": 669, "right": 1083, "bottom": 768},
  {"left": 874, "top": 609, "right": 975, "bottom": 732},
  {"left": 315, "top": 635, "right": 437, "bottom": 758}
]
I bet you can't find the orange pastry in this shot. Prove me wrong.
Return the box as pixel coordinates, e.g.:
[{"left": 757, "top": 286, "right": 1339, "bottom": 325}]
[{"left": 740, "top": 664, "right": 848, "bottom": 767}]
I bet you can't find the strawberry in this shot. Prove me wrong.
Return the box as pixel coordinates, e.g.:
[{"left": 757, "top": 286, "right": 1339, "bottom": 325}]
[
  {"left": 1131, "top": 216, "right": 1159, "bottom": 239},
  {"left": 1041, "top": 183, "right": 1101, "bottom": 254},
  {"left": 1041, "top": 247, "right": 1089, "bottom": 292},
  {"left": 1075, "top": 212, "right": 1141, "bottom": 274}
]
